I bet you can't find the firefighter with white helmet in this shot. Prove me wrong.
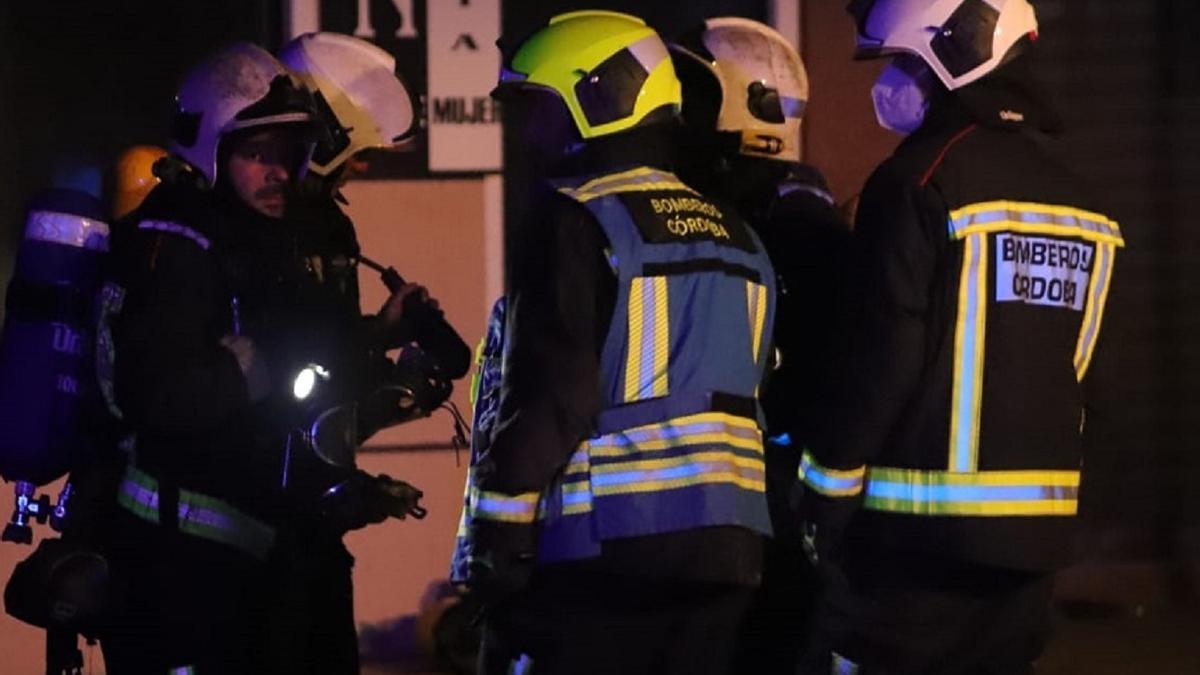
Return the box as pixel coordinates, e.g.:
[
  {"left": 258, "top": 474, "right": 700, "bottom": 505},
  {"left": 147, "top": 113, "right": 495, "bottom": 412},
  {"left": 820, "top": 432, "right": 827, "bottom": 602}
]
[
  {"left": 798, "top": 2, "right": 1123, "bottom": 672},
  {"left": 262, "top": 32, "right": 470, "bottom": 674},
  {"left": 98, "top": 42, "right": 426, "bottom": 673},
  {"left": 279, "top": 31, "right": 416, "bottom": 177},
  {"left": 670, "top": 17, "right": 852, "bottom": 674}
]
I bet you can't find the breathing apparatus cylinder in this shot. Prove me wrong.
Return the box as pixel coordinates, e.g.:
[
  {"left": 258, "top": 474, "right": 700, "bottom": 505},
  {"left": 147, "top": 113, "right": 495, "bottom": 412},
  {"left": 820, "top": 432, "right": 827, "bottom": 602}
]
[{"left": 0, "top": 190, "right": 109, "bottom": 488}]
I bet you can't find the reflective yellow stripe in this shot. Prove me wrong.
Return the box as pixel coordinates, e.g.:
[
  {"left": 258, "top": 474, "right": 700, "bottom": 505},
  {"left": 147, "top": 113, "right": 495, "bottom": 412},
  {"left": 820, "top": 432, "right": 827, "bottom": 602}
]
[
  {"left": 559, "top": 167, "right": 697, "bottom": 202},
  {"left": 561, "top": 446, "right": 593, "bottom": 516},
  {"left": 624, "top": 276, "right": 669, "bottom": 402},
  {"left": 625, "top": 278, "right": 646, "bottom": 401},
  {"left": 585, "top": 412, "right": 764, "bottom": 496},
  {"left": 949, "top": 232, "right": 988, "bottom": 473},
  {"left": 590, "top": 432, "right": 762, "bottom": 455},
  {"left": 863, "top": 467, "right": 1079, "bottom": 516},
  {"left": 566, "top": 166, "right": 656, "bottom": 198},
  {"left": 468, "top": 335, "right": 487, "bottom": 410},
  {"left": 746, "top": 281, "right": 767, "bottom": 364},
  {"left": 1074, "top": 241, "right": 1116, "bottom": 380},
  {"left": 949, "top": 201, "right": 1124, "bottom": 246},
  {"left": 798, "top": 450, "right": 866, "bottom": 497},
  {"left": 586, "top": 412, "right": 762, "bottom": 456}
]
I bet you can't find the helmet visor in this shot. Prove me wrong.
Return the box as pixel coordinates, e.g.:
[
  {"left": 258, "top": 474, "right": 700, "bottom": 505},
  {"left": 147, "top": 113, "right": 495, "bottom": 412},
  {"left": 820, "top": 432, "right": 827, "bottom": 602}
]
[
  {"left": 846, "top": 0, "right": 925, "bottom": 58},
  {"left": 573, "top": 34, "right": 668, "bottom": 128},
  {"left": 231, "top": 74, "right": 317, "bottom": 129}
]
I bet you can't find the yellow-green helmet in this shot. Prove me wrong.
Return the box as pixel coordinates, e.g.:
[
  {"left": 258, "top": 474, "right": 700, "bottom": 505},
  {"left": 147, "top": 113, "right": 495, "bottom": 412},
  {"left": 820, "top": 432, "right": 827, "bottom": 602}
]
[{"left": 499, "top": 10, "right": 682, "bottom": 139}]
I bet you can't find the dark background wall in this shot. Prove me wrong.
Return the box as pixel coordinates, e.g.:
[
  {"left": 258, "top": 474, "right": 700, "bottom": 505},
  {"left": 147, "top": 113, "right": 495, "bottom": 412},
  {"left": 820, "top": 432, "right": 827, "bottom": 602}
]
[
  {"left": 0, "top": 1, "right": 284, "bottom": 291},
  {"left": 1033, "top": 0, "right": 1200, "bottom": 567}
]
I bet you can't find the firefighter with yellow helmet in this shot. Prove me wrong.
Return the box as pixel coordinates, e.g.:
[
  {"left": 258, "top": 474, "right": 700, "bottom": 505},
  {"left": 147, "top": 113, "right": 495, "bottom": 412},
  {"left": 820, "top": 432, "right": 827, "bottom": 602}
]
[{"left": 464, "top": 10, "right": 776, "bottom": 675}]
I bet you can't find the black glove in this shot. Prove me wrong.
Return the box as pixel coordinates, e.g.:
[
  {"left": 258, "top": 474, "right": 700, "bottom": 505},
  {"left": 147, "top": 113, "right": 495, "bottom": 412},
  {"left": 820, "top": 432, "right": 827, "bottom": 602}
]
[
  {"left": 319, "top": 471, "right": 427, "bottom": 533},
  {"left": 465, "top": 522, "right": 537, "bottom": 609},
  {"left": 797, "top": 482, "right": 861, "bottom": 588}
]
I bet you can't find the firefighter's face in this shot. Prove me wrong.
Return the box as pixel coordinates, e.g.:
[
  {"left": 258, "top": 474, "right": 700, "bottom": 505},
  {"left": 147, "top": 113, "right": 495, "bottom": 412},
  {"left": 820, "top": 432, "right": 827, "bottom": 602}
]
[{"left": 225, "top": 128, "right": 307, "bottom": 218}]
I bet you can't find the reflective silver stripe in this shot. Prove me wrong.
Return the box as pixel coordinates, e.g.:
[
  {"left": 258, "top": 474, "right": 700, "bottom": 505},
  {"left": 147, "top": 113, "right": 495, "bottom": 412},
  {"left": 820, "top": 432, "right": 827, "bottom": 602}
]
[
  {"left": 498, "top": 65, "right": 528, "bottom": 83},
  {"left": 117, "top": 466, "right": 275, "bottom": 560},
  {"left": 777, "top": 182, "right": 833, "bottom": 205},
  {"left": 137, "top": 219, "right": 211, "bottom": 250},
  {"left": 780, "top": 95, "right": 807, "bottom": 119},
  {"left": 947, "top": 201, "right": 1123, "bottom": 245},
  {"left": 25, "top": 210, "right": 110, "bottom": 251},
  {"left": 468, "top": 486, "right": 541, "bottom": 524},
  {"left": 168, "top": 666, "right": 196, "bottom": 675},
  {"left": 117, "top": 468, "right": 160, "bottom": 523},
  {"left": 627, "top": 34, "right": 669, "bottom": 74},
  {"left": 832, "top": 652, "right": 860, "bottom": 675}
]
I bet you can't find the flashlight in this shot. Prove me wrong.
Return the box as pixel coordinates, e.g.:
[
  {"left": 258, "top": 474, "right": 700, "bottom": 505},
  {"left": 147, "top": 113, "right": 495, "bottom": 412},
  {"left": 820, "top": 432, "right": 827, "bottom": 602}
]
[{"left": 292, "top": 363, "right": 330, "bottom": 401}]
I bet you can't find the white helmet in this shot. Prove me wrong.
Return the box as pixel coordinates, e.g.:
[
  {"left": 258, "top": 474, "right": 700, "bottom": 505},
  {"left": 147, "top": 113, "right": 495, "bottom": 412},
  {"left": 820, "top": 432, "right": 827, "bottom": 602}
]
[
  {"left": 671, "top": 18, "right": 809, "bottom": 163},
  {"left": 170, "top": 42, "right": 316, "bottom": 186},
  {"left": 279, "top": 32, "right": 416, "bottom": 177},
  {"left": 847, "top": 0, "right": 1038, "bottom": 90}
]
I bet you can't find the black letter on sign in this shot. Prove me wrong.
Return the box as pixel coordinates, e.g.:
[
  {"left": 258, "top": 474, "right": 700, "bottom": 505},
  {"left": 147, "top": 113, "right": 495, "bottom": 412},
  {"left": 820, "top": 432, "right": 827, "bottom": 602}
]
[{"left": 452, "top": 34, "right": 479, "bottom": 51}]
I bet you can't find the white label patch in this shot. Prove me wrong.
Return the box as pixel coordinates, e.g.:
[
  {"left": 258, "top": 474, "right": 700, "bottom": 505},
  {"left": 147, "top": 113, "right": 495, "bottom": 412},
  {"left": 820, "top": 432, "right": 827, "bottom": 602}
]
[{"left": 996, "top": 234, "right": 1094, "bottom": 311}]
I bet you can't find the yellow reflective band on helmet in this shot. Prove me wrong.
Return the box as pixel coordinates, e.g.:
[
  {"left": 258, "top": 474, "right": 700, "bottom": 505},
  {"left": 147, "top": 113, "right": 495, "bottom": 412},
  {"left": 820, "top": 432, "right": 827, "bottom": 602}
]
[
  {"left": 624, "top": 276, "right": 670, "bottom": 402},
  {"left": 863, "top": 467, "right": 1080, "bottom": 516},
  {"left": 798, "top": 450, "right": 866, "bottom": 498},
  {"left": 506, "top": 10, "right": 681, "bottom": 139},
  {"left": 948, "top": 201, "right": 1124, "bottom": 247},
  {"left": 1074, "top": 241, "right": 1116, "bottom": 380},
  {"left": 558, "top": 166, "right": 697, "bottom": 203},
  {"left": 948, "top": 231, "right": 988, "bottom": 473},
  {"left": 468, "top": 487, "right": 542, "bottom": 524}
]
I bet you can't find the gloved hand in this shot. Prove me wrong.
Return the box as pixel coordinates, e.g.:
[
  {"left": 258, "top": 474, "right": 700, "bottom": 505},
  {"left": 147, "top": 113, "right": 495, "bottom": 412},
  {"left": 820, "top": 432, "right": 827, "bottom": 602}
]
[
  {"left": 378, "top": 282, "right": 437, "bottom": 343},
  {"left": 796, "top": 482, "right": 860, "bottom": 589},
  {"left": 220, "top": 334, "right": 271, "bottom": 402},
  {"left": 464, "top": 522, "right": 537, "bottom": 610},
  {"left": 319, "top": 470, "right": 426, "bottom": 533}
]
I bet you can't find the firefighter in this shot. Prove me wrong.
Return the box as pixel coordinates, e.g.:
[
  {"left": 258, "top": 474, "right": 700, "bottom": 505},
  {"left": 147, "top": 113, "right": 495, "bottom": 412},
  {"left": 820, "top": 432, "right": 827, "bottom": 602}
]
[
  {"left": 464, "top": 11, "right": 776, "bottom": 675},
  {"left": 799, "top": 1, "right": 1124, "bottom": 673},
  {"left": 266, "top": 31, "right": 467, "bottom": 674},
  {"left": 99, "top": 43, "right": 422, "bottom": 674},
  {"left": 670, "top": 17, "right": 851, "bottom": 673}
]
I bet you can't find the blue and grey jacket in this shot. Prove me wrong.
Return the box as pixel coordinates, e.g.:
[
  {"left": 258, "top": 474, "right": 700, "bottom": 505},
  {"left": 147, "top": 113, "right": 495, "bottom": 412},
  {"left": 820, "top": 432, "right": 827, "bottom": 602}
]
[{"left": 459, "top": 165, "right": 776, "bottom": 566}]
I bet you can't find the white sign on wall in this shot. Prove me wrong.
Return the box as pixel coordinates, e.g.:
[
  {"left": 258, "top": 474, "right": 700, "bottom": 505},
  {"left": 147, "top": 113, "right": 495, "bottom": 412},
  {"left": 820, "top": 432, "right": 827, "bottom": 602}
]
[{"left": 425, "top": 0, "right": 502, "bottom": 172}]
